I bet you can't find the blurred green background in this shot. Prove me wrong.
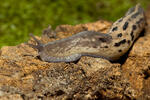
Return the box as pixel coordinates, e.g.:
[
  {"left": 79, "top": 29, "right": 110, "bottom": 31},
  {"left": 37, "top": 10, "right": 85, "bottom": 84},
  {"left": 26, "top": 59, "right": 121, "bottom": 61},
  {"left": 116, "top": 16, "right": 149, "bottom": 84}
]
[{"left": 0, "top": 0, "right": 149, "bottom": 47}]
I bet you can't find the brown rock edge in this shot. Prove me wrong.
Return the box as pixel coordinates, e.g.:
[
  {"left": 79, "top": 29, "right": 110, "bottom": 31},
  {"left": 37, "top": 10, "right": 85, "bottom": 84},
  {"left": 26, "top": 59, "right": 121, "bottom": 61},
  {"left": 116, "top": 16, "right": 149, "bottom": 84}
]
[{"left": 0, "top": 9, "right": 150, "bottom": 100}]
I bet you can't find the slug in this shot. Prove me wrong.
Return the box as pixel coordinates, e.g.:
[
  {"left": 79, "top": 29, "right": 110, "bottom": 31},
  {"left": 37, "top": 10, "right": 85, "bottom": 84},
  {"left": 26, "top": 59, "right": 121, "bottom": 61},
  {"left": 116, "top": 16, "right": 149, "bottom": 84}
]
[{"left": 27, "top": 4, "right": 146, "bottom": 62}]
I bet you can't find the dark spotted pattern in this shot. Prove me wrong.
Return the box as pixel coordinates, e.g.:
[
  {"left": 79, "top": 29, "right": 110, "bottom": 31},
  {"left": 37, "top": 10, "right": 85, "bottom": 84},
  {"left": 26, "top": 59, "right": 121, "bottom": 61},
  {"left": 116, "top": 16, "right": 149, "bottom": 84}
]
[
  {"left": 118, "top": 50, "right": 122, "bottom": 52},
  {"left": 131, "top": 12, "right": 140, "bottom": 18},
  {"left": 98, "top": 37, "right": 108, "bottom": 42},
  {"left": 114, "top": 39, "right": 126, "bottom": 47},
  {"left": 123, "top": 22, "right": 129, "bottom": 30},
  {"left": 136, "top": 18, "right": 144, "bottom": 24},
  {"left": 131, "top": 35, "right": 134, "bottom": 41},
  {"left": 118, "top": 18, "right": 123, "bottom": 22},
  {"left": 112, "top": 27, "right": 118, "bottom": 31},
  {"left": 127, "top": 40, "right": 131, "bottom": 44},
  {"left": 128, "top": 18, "right": 131, "bottom": 22},
  {"left": 117, "top": 33, "right": 122, "bottom": 37},
  {"left": 104, "top": 46, "right": 108, "bottom": 48},
  {"left": 130, "top": 31, "right": 134, "bottom": 41},
  {"left": 132, "top": 25, "right": 137, "bottom": 30}
]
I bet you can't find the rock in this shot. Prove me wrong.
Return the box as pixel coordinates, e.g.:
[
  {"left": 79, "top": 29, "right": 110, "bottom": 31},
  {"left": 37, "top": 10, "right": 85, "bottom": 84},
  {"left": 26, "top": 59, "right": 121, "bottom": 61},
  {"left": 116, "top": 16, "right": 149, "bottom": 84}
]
[
  {"left": 0, "top": 7, "right": 150, "bottom": 100},
  {"left": 0, "top": 94, "right": 23, "bottom": 100}
]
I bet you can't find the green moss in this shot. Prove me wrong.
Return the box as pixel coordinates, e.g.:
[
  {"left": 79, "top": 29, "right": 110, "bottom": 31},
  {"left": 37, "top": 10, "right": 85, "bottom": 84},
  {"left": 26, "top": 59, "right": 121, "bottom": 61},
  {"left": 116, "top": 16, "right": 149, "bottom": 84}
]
[{"left": 0, "top": 0, "right": 149, "bottom": 47}]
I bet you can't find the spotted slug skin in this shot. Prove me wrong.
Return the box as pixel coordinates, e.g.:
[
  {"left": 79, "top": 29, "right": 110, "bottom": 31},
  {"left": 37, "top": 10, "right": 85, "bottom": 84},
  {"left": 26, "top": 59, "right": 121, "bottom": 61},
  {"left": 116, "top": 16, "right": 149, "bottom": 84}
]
[{"left": 28, "top": 4, "right": 146, "bottom": 62}]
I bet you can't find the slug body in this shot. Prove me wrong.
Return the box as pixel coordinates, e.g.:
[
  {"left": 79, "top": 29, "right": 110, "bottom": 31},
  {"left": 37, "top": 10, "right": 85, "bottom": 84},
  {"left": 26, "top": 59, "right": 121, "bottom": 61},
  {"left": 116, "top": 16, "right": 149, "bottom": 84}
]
[{"left": 28, "top": 4, "right": 146, "bottom": 62}]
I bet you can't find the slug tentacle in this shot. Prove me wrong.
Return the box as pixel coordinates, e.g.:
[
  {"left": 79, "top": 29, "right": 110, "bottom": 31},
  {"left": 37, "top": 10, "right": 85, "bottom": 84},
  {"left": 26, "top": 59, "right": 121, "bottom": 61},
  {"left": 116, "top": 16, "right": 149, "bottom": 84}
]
[
  {"left": 27, "top": 33, "right": 44, "bottom": 52},
  {"left": 29, "top": 33, "right": 43, "bottom": 45}
]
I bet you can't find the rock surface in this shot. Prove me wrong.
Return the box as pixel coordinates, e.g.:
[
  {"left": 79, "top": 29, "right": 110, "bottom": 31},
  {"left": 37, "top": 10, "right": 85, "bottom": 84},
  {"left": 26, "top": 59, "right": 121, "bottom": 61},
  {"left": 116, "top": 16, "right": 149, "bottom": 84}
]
[{"left": 0, "top": 8, "right": 150, "bottom": 100}]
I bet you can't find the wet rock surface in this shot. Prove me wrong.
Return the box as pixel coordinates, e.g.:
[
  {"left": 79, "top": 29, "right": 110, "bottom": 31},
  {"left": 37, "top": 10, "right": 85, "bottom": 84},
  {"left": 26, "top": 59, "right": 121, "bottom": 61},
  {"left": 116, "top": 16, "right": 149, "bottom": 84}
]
[{"left": 0, "top": 8, "right": 150, "bottom": 100}]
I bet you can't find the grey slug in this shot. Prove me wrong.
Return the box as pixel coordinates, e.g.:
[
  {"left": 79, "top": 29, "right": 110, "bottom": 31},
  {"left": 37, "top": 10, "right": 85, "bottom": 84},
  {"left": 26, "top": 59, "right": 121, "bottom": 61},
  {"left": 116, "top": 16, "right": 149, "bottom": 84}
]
[{"left": 27, "top": 4, "right": 146, "bottom": 62}]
